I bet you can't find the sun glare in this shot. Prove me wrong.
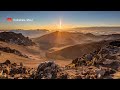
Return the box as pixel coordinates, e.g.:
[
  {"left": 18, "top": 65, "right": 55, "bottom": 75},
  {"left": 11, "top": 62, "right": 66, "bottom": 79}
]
[{"left": 59, "top": 18, "right": 62, "bottom": 30}]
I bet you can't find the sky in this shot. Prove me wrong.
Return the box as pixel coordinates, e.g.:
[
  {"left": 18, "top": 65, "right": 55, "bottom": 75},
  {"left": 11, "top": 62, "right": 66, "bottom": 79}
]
[{"left": 0, "top": 11, "right": 120, "bottom": 30}]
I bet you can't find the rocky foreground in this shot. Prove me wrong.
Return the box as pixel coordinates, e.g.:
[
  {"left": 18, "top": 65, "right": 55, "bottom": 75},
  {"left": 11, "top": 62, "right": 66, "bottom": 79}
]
[
  {"left": 0, "top": 59, "right": 117, "bottom": 79},
  {"left": 1, "top": 41, "right": 120, "bottom": 79},
  {"left": 0, "top": 60, "right": 36, "bottom": 79}
]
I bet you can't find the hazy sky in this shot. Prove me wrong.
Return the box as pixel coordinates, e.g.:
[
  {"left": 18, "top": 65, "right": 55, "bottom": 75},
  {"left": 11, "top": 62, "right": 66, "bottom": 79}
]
[{"left": 0, "top": 11, "right": 120, "bottom": 30}]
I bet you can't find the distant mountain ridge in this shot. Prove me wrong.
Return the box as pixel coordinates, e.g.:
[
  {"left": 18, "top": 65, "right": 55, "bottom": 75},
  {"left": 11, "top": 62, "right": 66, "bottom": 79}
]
[
  {"left": 33, "top": 31, "right": 120, "bottom": 50},
  {"left": 70, "top": 27, "right": 120, "bottom": 35},
  {"left": 0, "top": 29, "right": 50, "bottom": 38},
  {"left": 33, "top": 31, "right": 100, "bottom": 50},
  {"left": 9, "top": 29, "right": 50, "bottom": 38},
  {"left": 0, "top": 32, "right": 35, "bottom": 46}
]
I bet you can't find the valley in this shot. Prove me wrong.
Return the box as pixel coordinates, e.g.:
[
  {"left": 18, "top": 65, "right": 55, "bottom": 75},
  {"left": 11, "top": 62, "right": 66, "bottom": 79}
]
[{"left": 0, "top": 29, "right": 120, "bottom": 79}]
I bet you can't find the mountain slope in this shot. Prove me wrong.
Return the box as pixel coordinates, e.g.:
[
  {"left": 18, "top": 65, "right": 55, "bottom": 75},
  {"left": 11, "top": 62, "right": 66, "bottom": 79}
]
[
  {"left": 46, "top": 40, "right": 111, "bottom": 60},
  {"left": 0, "top": 32, "right": 35, "bottom": 46},
  {"left": 33, "top": 31, "right": 100, "bottom": 50}
]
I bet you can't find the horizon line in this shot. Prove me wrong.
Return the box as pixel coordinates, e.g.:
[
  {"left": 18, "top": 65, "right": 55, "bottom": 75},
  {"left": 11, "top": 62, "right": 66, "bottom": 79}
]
[{"left": 1, "top": 26, "right": 120, "bottom": 31}]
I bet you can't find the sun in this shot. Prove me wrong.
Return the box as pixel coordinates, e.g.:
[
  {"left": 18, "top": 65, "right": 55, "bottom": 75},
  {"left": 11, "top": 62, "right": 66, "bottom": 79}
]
[
  {"left": 59, "top": 18, "right": 62, "bottom": 29},
  {"left": 58, "top": 18, "right": 62, "bottom": 31}
]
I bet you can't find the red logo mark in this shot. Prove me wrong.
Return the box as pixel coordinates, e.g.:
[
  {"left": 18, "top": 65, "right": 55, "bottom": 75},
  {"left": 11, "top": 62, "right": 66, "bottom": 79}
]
[{"left": 7, "top": 18, "right": 13, "bottom": 22}]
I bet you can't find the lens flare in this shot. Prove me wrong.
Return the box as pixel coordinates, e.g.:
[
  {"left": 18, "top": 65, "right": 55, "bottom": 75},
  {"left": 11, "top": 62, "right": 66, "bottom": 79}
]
[{"left": 59, "top": 18, "right": 62, "bottom": 29}]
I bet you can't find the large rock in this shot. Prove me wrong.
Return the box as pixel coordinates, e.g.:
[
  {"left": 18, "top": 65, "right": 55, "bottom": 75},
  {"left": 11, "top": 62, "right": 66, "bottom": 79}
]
[
  {"left": 35, "top": 61, "right": 61, "bottom": 79},
  {"left": 3, "top": 60, "right": 11, "bottom": 65},
  {"left": 109, "top": 41, "right": 120, "bottom": 47}
]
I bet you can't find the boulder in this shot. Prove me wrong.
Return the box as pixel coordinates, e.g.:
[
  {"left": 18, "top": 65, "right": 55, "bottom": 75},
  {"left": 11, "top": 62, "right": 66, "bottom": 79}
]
[
  {"left": 109, "top": 41, "right": 120, "bottom": 47},
  {"left": 3, "top": 60, "right": 11, "bottom": 65},
  {"left": 35, "top": 61, "right": 61, "bottom": 79}
]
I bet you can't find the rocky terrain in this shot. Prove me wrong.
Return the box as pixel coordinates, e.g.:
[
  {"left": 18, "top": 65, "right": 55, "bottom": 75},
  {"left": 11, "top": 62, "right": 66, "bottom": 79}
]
[
  {"left": 32, "top": 31, "right": 120, "bottom": 60},
  {"left": 46, "top": 40, "right": 109, "bottom": 59},
  {"left": 1, "top": 40, "right": 120, "bottom": 79},
  {"left": 63, "top": 40, "right": 120, "bottom": 79},
  {"left": 0, "top": 45, "right": 28, "bottom": 58},
  {"left": 0, "top": 32, "right": 35, "bottom": 46},
  {"left": 0, "top": 60, "right": 36, "bottom": 79},
  {"left": 0, "top": 31, "right": 120, "bottom": 79},
  {"left": 41, "top": 40, "right": 120, "bottom": 79}
]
